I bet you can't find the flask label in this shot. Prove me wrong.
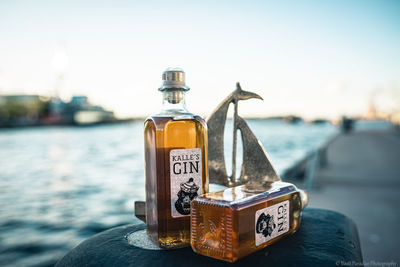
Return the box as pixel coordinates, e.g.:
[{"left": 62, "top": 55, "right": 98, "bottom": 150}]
[
  {"left": 255, "top": 200, "right": 290, "bottom": 246},
  {"left": 170, "top": 148, "right": 202, "bottom": 218}
]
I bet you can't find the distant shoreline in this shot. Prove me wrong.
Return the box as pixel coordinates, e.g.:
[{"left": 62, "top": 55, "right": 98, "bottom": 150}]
[
  {"left": 0, "top": 118, "right": 139, "bottom": 129},
  {"left": 0, "top": 116, "right": 337, "bottom": 130}
]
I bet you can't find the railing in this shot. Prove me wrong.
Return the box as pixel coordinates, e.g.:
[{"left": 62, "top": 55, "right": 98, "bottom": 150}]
[{"left": 281, "top": 133, "right": 339, "bottom": 190}]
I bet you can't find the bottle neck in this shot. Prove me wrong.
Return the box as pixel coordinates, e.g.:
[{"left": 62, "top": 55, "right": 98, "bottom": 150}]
[{"left": 160, "top": 89, "right": 189, "bottom": 114}]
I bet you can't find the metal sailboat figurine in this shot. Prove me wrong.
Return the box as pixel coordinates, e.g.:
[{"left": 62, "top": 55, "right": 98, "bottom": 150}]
[{"left": 207, "top": 82, "right": 281, "bottom": 187}]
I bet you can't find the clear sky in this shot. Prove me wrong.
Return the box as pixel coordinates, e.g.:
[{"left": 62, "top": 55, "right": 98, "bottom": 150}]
[{"left": 0, "top": 0, "right": 399, "bottom": 119}]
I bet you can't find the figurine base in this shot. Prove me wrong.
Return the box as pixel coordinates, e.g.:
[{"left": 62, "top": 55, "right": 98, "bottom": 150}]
[{"left": 56, "top": 208, "right": 363, "bottom": 266}]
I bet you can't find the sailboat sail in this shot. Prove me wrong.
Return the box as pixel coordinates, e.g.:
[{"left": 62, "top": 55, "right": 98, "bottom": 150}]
[
  {"left": 207, "top": 83, "right": 281, "bottom": 187},
  {"left": 236, "top": 116, "right": 280, "bottom": 183}
]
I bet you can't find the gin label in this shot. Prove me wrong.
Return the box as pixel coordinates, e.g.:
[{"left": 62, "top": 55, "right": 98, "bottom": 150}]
[
  {"left": 255, "top": 200, "right": 290, "bottom": 246},
  {"left": 170, "top": 148, "right": 202, "bottom": 218}
]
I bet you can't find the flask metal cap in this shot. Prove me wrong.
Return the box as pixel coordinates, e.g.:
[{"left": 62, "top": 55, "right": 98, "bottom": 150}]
[{"left": 159, "top": 67, "right": 190, "bottom": 91}]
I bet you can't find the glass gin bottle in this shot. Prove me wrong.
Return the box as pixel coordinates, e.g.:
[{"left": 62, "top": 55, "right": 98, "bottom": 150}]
[
  {"left": 191, "top": 181, "right": 308, "bottom": 262},
  {"left": 144, "top": 68, "right": 208, "bottom": 249}
]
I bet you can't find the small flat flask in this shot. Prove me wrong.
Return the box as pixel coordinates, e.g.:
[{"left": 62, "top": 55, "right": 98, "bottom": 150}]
[{"left": 191, "top": 181, "right": 308, "bottom": 262}]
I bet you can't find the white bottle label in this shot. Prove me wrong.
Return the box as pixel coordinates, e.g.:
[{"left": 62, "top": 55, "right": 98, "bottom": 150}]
[
  {"left": 255, "top": 200, "right": 290, "bottom": 246},
  {"left": 170, "top": 148, "right": 202, "bottom": 218}
]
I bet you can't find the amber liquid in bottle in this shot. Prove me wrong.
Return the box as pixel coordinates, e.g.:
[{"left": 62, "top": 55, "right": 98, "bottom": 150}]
[
  {"left": 191, "top": 182, "right": 307, "bottom": 262},
  {"left": 144, "top": 68, "right": 208, "bottom": 249}
]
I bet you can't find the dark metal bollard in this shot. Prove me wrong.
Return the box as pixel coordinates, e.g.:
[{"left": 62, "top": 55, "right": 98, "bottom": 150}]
[{"left": 56, "top": 208, "right": 362, "bottom": 267}]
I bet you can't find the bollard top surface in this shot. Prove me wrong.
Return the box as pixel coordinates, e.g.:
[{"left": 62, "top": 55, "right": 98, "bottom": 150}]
[{"left": 56, "top": 208, "right": 363, "bottom": 267}]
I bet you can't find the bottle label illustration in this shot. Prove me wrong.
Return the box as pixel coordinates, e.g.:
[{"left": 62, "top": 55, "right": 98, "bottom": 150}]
[
  {"left": 255, "top": 200, "right": 290, "bottom": 246},
  {"left": 170, "top": 148, "right": 202, "bottom": 218}
]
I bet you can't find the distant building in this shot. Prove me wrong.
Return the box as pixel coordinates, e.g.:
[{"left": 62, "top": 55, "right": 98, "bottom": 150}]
[
  {"left": 0, "top": 95, "right": 44, "bottom": 126},
  {"left": 70, "top": 96, "right": 89, "bottom": 107},
  {"left": 0, "top": 94, "right": 116, "bottom": 127},
  {"left": 67, "top": 95, "right": 115, "bottom": 125}
]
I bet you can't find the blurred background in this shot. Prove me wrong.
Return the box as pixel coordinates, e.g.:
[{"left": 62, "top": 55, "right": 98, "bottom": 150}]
[{"left": 0, "top": 0, "right": 399, "bottom": 266}]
